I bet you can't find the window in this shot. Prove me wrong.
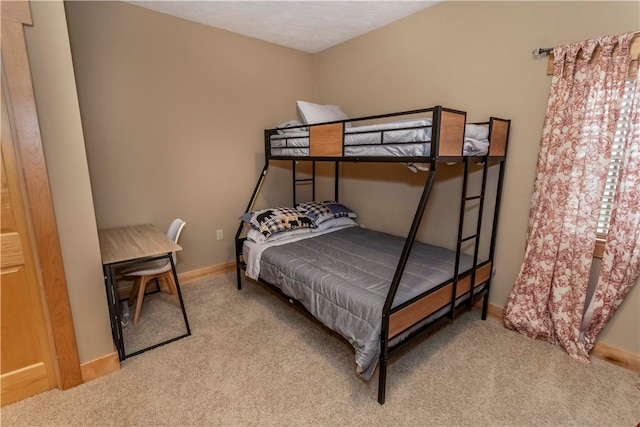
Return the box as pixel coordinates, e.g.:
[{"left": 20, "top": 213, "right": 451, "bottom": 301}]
[
  {"left": 592, "top": 77, "right": 636, "bottom": 259},
  {"left": 596, "top": 79, "right": 634, "bottom": 239}
]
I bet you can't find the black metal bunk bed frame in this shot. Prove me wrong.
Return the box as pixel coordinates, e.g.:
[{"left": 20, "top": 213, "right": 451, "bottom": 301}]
[{"left": 234, "top": 106, "right": 511, "bottom": 404}]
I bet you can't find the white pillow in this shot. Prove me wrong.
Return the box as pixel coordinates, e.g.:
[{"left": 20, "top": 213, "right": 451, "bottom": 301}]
[
  {"left": 246, "top": 226, "right": 313, "bottom": 244},
  {"left": 296, "top": 101, "right": 349, "bottom": 125},
  {"left": 313, "top": 217, "right": 358, "bottom": 232}
]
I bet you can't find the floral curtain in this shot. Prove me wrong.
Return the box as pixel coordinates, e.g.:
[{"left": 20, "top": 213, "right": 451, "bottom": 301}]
[{"left": 503, "top": 32, "right": 636, "bottom": 362}]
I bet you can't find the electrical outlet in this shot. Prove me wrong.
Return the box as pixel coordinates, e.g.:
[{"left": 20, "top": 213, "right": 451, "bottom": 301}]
[{"left": 216, "top": 229, "right": 223, "bottom": 240}]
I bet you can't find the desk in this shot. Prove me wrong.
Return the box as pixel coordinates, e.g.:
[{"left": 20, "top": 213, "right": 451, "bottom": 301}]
[{"left": 98, "top": 224, "right": 191, "bottom": 361}]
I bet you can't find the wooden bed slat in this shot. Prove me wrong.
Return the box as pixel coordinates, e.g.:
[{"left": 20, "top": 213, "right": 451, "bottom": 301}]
[
  {"left": 309, "top": 123, "right": 343, "bottom": 157},
  {"left": 388, "top": 262, "right": 492, "bottom": 339},
  {"left": 437, "top": 110, "right": 466, "bottom": 157},
  {"left": 388, "top": 284, "right": 452, "bottom": 339}
]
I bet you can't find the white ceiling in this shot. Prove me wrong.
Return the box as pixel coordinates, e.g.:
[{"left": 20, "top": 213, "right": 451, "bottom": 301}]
[{"left": 125, "top": 1, "right": 441, "bottom": 53}]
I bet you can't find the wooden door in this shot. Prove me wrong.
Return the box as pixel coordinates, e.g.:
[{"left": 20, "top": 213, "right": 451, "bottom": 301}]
[
  {"left": 1, "top": 0, "right": 83, "bottom": 405},
  {"left": 1, "top": 81, "right": 58, "bottom": 406}
]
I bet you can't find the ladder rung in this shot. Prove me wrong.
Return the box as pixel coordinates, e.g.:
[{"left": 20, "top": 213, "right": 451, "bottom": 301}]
[
  {"left": 463, "top": 195, "right": 483, "bottom": 201},
  {"left": 295, "top": 179, "right": 314, "bottom": 183},
  {"left": 459, "top": 234, "right": 478, "bottom": 243}
]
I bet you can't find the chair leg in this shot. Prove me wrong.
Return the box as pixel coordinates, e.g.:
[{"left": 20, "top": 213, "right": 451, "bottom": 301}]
[
  {"left": 128, "top": 271, "right": 180, "bottom": 324},
  {"left": 133, "top": 275, "right": 149, "bottom": 325},
  {"left": 128, "top": 279, "right": 140, "bottom": 306},
  {"left": 163, "top": 272, "right": 180, "bottom": 304}
]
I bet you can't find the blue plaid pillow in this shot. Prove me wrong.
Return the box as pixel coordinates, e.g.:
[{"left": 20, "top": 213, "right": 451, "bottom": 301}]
[
  {"left": 295, "top": 201, "right": 357, "bottom": 225},
  {"left": 241, "top": 207, "right": 316, "bottom": 238}
]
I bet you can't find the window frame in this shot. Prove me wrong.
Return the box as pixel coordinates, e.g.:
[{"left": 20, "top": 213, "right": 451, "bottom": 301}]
[{"left": 594, "top": 78, "right": 635, "bottom": 259}]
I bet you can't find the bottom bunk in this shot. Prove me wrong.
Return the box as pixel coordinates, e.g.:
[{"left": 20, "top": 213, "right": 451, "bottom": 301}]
[{"left": 237, "top": 212, "right": 493, "bottom": 403}]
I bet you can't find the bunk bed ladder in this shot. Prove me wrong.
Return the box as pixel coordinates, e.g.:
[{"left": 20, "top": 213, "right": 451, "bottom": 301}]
[
  {"left": 451, "top": 157, "right": 489, "bottom": 317},
  {"left": 292, "top": 160, "right": 340, "bottom": 204},
  {"left": 292, "top": 160, "right": 315, "bottom": 205}
]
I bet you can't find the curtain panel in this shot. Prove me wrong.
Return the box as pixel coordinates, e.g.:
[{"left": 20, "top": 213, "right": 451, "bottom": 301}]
[{"left": 504, "top": 32, "right": 636, "bottom": 362}]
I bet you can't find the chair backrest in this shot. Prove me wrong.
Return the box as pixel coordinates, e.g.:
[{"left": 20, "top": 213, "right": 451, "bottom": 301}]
[{"left": 167, "top": 218, "right": 186, "bottom": 264}]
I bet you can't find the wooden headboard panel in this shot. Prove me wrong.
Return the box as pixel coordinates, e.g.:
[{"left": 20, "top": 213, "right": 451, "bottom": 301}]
[{"left": 309, "top": 123, "right": 343, "bottom": 157}]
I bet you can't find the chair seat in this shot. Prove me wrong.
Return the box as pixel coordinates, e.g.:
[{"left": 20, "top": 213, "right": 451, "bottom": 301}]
[{"left": 122, "top": 259, "right": 171, "bottom": 277}]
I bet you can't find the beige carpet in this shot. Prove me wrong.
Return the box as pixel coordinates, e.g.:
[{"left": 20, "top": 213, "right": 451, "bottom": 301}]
[{"left": 2, "top": 272, "right": 639, "bottom": 426}]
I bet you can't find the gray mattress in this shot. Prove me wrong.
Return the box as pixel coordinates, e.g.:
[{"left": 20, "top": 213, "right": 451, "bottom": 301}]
[{"left": 255, "top": 226, "right": 474, "bottom": 380}]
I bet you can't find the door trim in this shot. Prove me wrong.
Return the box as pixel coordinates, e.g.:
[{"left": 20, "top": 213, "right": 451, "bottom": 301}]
[{"left": 1, "top": 0, "right": 82, "bottom": 390}]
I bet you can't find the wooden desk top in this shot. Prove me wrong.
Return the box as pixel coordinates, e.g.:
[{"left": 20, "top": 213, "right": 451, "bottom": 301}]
[{"left": 98, "top": 224, "right": 182, "bottom": 265}]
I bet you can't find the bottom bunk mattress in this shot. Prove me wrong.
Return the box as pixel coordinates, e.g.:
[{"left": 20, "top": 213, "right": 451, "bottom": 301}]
[{"left": 243, "top": 226, "right": 482, "bottom": 380}]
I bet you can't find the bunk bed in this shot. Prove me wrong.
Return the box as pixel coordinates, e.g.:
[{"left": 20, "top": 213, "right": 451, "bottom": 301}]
[{"left": 234, "top": 105, "right": 511, "bottom": 404}]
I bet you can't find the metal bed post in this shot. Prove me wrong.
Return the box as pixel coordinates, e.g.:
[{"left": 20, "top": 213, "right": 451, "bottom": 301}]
[
  {"left": 482, "top": 120, "right": 510, "bottom": 319},
  {"left": 292, "top": 160, "right": 297, "bottom": 206},
  {"left": 482, "top": 159, "right": 506, "bottom": 318},
  {"left": 381, "top": 107, "right": 442, "bottom": 402},
  {"left": 379, "top": 162, "right": 438, "bottom": 404},
  {"left": 235, "top": 164, "right": 269, "bottom": 290},
  {"left": 334, "top": 161, "right": 339, "bottom": 202},
  {"left": 235, "top": 128, "right": 275, "bottom": 289}
]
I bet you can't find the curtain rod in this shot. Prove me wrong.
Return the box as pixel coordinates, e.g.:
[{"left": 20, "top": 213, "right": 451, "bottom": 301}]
[
  {"left": 532, "top": 47, "right": 553, "bottom": 57},
  {"left": 532, "top": 31, "right": 640, "bottom": 58}
]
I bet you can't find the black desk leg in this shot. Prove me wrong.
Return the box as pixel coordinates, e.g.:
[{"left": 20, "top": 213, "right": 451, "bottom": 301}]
[
  {"left": 103, "top": 263, "right": 125, "bottom": 361},
  {"left": 169, "top": 255, "right": 191, "bottom": 336}
]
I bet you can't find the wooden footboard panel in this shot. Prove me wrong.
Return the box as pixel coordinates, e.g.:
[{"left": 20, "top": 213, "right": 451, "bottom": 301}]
[
  {"left": 436, "top": 110, "right": 467, "bottom": 157},
  {"left": 489, "top": 118, "right": 510, "bottom": 158},
  {"left": 387, "top": 262, "right": 492, "bottom": 339}
]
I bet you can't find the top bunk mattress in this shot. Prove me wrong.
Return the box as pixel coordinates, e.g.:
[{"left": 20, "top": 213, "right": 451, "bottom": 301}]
[{"left": 268, "top": 119, "right": 491, "bottom": 158}]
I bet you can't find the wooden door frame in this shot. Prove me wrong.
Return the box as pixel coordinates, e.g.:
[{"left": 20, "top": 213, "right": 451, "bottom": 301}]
[{"left": 1, "top": 0, "right": 82, "bottom": 390}]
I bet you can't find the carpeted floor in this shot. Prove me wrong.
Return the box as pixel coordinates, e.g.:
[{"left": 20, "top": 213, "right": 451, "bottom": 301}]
[{"left": 2, "top": 272, "right": 639, "bottom": 426}]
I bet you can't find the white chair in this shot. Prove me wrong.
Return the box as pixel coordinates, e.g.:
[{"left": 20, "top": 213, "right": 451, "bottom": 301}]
[{"left": 123, "top": 219, "right": 186, "bottom": 325}]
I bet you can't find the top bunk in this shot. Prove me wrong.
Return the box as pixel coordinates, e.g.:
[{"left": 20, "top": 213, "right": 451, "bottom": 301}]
[{"left": 265, "top": 104, "right": 510, "bottom": 164}]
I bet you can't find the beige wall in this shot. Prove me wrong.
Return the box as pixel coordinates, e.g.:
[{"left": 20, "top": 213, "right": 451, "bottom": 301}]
[
  {"left": 312, "top": 1, "right": 639, "bottom": 354},
  {"left": 65, "top": 1, "right": 313, "bottom": 273},
  {"left": 24, "top": 0, "right": 114, "bottom": 363}
]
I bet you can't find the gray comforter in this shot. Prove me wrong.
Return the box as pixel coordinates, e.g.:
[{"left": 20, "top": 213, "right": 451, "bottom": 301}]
[{"left": 257, "top": 226, "right": 473, "bottom": 379}]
